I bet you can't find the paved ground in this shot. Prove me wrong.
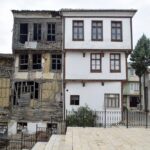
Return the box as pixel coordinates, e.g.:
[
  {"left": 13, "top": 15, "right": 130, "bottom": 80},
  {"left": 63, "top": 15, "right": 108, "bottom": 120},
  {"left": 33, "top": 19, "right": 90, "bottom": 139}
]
[{"left": 32, "top": 127, "right": 150, "bottom": 150}]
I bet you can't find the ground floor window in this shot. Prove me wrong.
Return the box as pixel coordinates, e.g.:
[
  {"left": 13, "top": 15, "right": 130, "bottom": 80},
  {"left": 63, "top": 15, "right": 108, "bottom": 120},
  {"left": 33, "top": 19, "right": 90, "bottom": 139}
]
[
  {"left": 17, "top": 122, "right": 27, "bottom": 133},
  {"left": 105, "top": 93, "right": 120, "bottom": 108},
  {"left": 130, "top": 96, "right": 139, "bottom": 107},
  {"left": 70, "top": 95, "right": 80, "bottom": 105}
]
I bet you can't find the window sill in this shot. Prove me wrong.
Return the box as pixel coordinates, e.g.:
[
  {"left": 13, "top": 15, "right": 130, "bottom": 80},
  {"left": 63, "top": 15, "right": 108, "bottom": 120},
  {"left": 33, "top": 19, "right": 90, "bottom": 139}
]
[
  {"left": 18, "top": 69, "right": 42, "bottom": 72},
  {"left": 91, "top": 39, "right": 103, "bottom": 41},
  {"left": 72, "top": 39, "right": 84, "bottom": 41},
  {"left": 111, "top": 39, "right": 123, "bottom": 42},
  {"left": 91, "top": 70, "right": 101, "bottom": 73},
  {"left": 110, "top": 70, "right": 121, "bottom": 73}
]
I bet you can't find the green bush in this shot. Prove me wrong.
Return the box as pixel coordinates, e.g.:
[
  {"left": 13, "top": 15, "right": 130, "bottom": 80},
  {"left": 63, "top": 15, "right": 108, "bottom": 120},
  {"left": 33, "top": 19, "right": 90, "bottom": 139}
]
[{"left": 66, "top": 105, "right": 96, "bottom": 127}]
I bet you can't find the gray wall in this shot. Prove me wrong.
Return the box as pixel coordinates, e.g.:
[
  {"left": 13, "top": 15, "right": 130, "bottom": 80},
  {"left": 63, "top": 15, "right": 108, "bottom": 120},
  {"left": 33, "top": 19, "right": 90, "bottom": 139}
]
[{"left": 12, "top": 17, "right": 62, "bottom": 51}]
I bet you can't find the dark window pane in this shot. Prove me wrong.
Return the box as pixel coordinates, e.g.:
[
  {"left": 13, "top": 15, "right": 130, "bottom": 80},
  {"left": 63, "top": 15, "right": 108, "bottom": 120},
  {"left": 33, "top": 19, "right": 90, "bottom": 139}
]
[
  {"left": 51, "top": 54, "right": 62, "bottom": 71},
  {"left": 92, "top": 21, "right": 103, "bottom": 40},
  {"left": 34, "top": 23, "right": 41, "bottom": 41},
  {"left": 111, "top": 21, "right": 122, "bottom": 41},
  {"left": 73, "top": 21, "right": 84, "bottom": 40},
  {"left": 19, "top": 54, "right": 28, "bottom": 70},
  {"left": 32, "top": 54, "right": 41, "bottom": 69},
  {"left": 91, "top": 53, "right": 101, "bottom": 72},
  {"left": 70, "top": 95, "right": 80, "bottom": 105},
  {"left": 47, "top": 23, "right": 56, "bottom": 41},
  {"left": 20, "top": 24, "right": 28, "bottom": 44},
  {"left": 20, "top": 24, "right": 28, "bottom": 34},
  {"left": 110, "top": 54, "right": 120, "bottom": 72}
]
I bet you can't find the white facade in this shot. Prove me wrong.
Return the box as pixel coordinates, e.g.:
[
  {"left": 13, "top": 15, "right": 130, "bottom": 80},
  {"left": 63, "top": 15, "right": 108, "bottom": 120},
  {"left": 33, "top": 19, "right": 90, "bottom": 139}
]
[
  {"left": 62, "top": 9, "right": 136, "bottom": 116},
  {"left": 65, "top": 82, "right": 121, "bottom": 111},
  {"left": 64, "top": 17, "right": 131, "bottom": 50},
  {"left": 65, "top": 51, "right": 126, "bottom": 80}
]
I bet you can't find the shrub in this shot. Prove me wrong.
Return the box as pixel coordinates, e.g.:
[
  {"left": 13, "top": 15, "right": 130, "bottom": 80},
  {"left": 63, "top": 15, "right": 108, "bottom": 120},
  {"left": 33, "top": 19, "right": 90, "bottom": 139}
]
[{"left": 66, "top": 105, "right": 95, "bottom": 127}]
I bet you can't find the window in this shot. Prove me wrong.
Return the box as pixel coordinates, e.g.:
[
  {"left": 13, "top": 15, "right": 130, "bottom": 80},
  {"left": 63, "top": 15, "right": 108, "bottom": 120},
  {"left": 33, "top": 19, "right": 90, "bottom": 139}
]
[
  {"left": 130, "top": 69, "right": 134, "bottom": 76},
  {"left": 73, "top": 21, "right": 84, "bottom": 40},
  {"left": 111, "top": 21, "right": 122, "bottom": 41},
  {"left": 32, "top": 54, "right": 42, "bottom": 69},
  {"left": 110, "top": 53, "right": 120, "bottom": 72},
  {"left": 14, "top": 81, "right": 39, "bottom": 105},
  {"left": 33, "top": 23, "right": 41, "bottom": 41},
  {"left": 130, "top": 96, "right": 139, "bottom": 107},
  {"left": 70, "top": 95, "right": 79, "bottom": 105},
  {"left": 130, "top": 83, "right": 139, "bottom": 91},
  {"left": 19, "top": 54, "right": 28, "bottom": 70},
  {"left": 20, "top": 23, "right": 28, "bottom": 44},
  {"left": 51, "top": 54, "right": 62, "bottom": 71},
  {"left": 92, "top": 21, "right": 103, "bottom": 41},
  {"left": 91, "top": 53, "right": 101, "bottom": 72},
  {"left": 105, "top": 94, "right": 120, "bottom": 108},
  {"left": 17, "top": 122, "right": 27, "bottom": 133},
  {"left": 47, "top": 23, "right": 55, "bottom": 41}
]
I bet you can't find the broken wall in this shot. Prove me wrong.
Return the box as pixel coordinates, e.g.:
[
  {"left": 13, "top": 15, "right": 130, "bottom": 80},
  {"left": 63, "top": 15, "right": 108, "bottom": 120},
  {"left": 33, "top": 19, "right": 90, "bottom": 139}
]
[
  {"left": 12, "top": 14, "right": 62, "bottom": 51},
  {"left": 0, "top": 78, "right": 10, "bottom": 107}
]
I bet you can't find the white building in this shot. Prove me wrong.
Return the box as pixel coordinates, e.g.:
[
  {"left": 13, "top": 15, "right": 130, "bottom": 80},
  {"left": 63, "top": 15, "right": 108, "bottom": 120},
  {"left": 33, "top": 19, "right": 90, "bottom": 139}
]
[
  {"left": 62, "top": 9, "right": 137, "bottom": 120},
  {"left": 123, "top": 63, "right": 140, "bottom": 110}
]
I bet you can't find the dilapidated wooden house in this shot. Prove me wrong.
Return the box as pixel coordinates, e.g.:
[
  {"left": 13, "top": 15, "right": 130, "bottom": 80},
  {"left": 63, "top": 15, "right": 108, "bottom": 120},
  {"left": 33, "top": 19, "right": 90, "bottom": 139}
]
[{"left": 11, "top": 10, "right": 63, "bottom": 134}]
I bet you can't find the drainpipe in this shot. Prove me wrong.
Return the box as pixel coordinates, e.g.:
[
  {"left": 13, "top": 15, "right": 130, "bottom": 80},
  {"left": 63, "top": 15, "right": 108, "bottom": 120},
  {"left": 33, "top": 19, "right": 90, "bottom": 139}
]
[{"left": 60, "top": 10, "right": 65, "bottom": 121}]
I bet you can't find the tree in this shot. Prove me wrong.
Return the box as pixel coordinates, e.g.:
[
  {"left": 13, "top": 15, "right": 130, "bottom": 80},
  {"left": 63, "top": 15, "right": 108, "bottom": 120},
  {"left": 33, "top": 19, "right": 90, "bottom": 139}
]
[{"left": 130, "top": 34, "right": 150, "bottom": 111}]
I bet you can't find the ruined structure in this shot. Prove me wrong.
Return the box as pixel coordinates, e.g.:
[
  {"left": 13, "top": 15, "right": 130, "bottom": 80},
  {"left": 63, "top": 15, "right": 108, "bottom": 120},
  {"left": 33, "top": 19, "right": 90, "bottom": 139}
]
[
  {"left": 11, "top": 10, "right": 63, "bottom": 134},
  {"left": 0, "top": 54, "right": 13, "bottom": 131}
]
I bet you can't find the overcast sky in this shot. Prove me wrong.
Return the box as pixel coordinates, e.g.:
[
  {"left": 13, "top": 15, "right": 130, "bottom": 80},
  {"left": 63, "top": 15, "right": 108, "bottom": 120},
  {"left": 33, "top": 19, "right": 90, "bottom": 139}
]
[{"left": 0, "top": 0, "right": 150, "bottom": 53}]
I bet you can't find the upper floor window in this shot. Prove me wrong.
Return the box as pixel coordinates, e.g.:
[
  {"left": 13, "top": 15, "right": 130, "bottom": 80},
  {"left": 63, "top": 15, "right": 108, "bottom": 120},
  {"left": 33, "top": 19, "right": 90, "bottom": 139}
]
[
  {"left": 20, "top": 23, "right": 28, "bottom": 44},
  {"left": 47, "top": 23, "right": 55, "bottom": 41},
  {"left": 19, "top": 54, "right": 28, "bottom": 70},
  {"left": 111, "top": 21, "right": 122, "bottom": 41},
  {"left": 73, "top": 21, "right": 84, "bottom": 41},
  {"left": 33, "top": 23, "right": 41, "bottom": 41},
  {"left": 70, "top": 95, "right": 80, "bottom": 105},
  {"left": 32, "top": 54, "right": 42, "bottom": 70},
  {"left": 110, "top": 53, "right": 121, "bottom": 72},
  {"left": 91, "top": 53, "right": 101, "bottom": 72},
  {"left": 51, "top": 54, "right": 62, "bottom": 71},
  {"left": 105, "top": 94, "right": 120, "bottom": 108},
  {"left": 92, "top": 21, "right": 103, "bottom": 41},
  {"left": 130, "top": 83, "right": 139, "bottom": 91},
  {"left": 130, "top": 69, "right": 135, "bottom": 76}
]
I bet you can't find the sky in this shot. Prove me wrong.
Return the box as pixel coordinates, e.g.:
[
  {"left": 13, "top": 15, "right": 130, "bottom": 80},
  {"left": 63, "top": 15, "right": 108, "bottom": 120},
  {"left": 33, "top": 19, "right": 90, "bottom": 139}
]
[{"left": 0, "top": 0, "right": 150, "bottom": 54}]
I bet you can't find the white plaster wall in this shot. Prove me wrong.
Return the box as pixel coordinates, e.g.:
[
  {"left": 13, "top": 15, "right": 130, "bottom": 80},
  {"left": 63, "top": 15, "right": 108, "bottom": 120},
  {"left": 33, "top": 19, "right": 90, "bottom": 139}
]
[
  {"left": 27, "top": 122, "right": 47, "bottom": 134},
  {"left": 64, "top": 18, "right": 131, "bottom": 49},
  {"left": 65, "top": 82, "right": 121, "bottom": 111},
  {"left": 8, "top": 121, "right": 47, "bottom": 135},
  {"left": 8, "top": 120, "right": 17, "bottom": 135},
  {"left": 65, "top": 52, "right": 126, "bottom": 80}
]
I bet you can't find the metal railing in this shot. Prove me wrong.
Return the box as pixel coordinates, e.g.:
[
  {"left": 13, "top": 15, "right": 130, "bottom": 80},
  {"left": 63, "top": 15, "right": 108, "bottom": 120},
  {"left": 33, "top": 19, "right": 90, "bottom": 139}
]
[
  {"left": 0, "top": 125, "right": 52, "bottom": 150},
  {"left": 66, "top": 109, "right": 150, "bottom": 128}
]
